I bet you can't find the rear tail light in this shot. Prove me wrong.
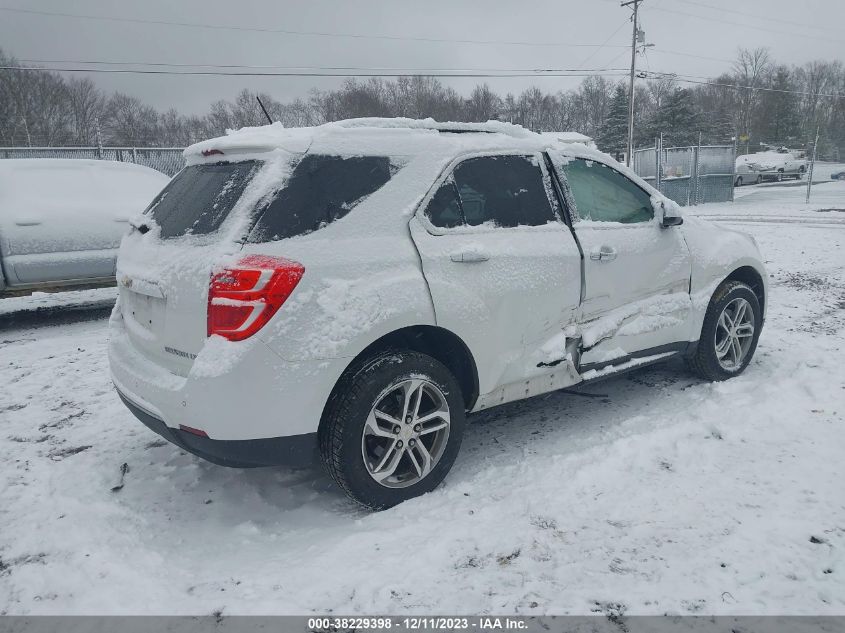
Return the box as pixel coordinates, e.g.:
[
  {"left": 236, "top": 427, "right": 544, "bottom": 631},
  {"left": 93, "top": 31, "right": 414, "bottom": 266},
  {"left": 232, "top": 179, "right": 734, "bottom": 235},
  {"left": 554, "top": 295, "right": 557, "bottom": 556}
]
[{"left": 207, "top": 255, "right": 304, "bottom": 341}]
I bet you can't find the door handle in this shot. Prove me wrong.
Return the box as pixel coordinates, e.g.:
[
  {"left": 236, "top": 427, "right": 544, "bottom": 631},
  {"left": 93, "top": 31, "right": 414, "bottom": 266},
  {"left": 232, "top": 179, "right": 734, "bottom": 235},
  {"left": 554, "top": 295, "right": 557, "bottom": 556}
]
[
  {"left": 450, "top": 248, "right": 490, "bottom": 263},
  {"left": 589, "top": 246, "right": 617, "bottom": 262}
]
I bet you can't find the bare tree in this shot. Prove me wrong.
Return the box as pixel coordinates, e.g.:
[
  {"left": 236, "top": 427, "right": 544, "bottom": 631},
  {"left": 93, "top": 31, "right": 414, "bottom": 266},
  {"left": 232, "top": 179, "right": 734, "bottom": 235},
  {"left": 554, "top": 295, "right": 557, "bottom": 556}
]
[
  {"left": 103, "top": 93, "right": 159, "bottom": 146},
  {"left": 1, "top": 44, "right": 843, "bottom": 159},
  {"left": 733, "top": 47, "right": 771, "bottom": 142},
  {"left": 464, "top": 84, "right": 502, "bottom": 122},
  {"left": 795, "top": 60, "right": 842, "bottom": 136},
  {"left": 0, "top": 48, "right": 71, "bottom": 146},
  {"left": 66, "top": 77, "right": 105, "bottom": 145}
]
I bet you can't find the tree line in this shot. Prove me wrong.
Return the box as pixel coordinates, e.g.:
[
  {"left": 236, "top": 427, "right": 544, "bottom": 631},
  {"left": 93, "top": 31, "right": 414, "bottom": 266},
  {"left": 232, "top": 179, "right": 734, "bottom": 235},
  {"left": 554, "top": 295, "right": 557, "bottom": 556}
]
[{"left": 1, "top": 47, "right": 843, "bottom": 158}]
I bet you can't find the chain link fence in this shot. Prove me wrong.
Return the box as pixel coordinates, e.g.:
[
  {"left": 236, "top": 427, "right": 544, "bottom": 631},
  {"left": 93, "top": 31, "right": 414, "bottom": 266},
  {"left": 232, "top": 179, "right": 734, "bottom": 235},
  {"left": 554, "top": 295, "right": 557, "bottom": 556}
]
[
  {"left": 0, "top": 147, "right": 186, "bottom": 176},
  {"left": 633, "top": 141, "right": 735, "bottom": 206}
]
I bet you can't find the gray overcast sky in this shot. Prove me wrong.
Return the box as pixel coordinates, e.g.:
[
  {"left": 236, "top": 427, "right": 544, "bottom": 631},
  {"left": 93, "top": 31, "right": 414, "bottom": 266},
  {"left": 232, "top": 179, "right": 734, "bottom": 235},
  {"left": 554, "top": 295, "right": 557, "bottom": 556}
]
[{"left": 1, "top": 0, "right": 842, "bottom": 115}]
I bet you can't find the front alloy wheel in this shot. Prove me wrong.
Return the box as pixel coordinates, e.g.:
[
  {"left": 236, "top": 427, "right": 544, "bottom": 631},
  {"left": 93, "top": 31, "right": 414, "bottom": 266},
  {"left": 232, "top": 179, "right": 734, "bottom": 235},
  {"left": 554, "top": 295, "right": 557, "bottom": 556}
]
[
  {"left": 714, "top": 297, "right": 756, "bottom": 371},
  {"left": 687, "top": 280, "right": 762, "bottom": 381}
]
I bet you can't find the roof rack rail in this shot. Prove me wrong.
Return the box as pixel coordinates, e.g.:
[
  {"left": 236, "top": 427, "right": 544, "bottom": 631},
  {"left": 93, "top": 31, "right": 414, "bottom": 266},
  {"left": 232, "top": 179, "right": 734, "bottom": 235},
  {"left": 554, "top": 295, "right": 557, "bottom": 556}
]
[
  {"left": 328, "top": 117, "right": 533, "bottom": 138},
  {"left": 437, "top": 128, "right": 494, "bottom": 134}
]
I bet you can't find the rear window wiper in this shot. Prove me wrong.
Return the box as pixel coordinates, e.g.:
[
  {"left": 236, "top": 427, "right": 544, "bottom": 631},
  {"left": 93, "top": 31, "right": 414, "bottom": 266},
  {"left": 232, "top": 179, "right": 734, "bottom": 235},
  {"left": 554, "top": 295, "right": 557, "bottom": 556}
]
[{"left": 128, "top": 219, "right": 150, "bottom": 235}]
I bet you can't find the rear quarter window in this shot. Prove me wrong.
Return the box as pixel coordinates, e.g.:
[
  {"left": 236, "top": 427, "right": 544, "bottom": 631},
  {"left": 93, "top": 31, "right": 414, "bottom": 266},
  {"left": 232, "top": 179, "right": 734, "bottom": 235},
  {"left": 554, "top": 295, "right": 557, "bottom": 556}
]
[{"left": 247, "top": 154, "right": 394, "bottom": 242}]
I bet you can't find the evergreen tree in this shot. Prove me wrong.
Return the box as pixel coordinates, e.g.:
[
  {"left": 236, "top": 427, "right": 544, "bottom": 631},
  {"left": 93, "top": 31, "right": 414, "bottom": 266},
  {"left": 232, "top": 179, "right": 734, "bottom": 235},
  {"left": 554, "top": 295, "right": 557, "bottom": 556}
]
[
  {"left": 702, "top": 108, "right": 735, "bottom": 145},
  {"left": 756, "top": 66, "right": 801, "bottom": 144},
  {"left": 596, "top": 84, "right": 629, "bottom": 158},
  {"left": 651, "top": 88, "right": 701, "bottom": 147}
]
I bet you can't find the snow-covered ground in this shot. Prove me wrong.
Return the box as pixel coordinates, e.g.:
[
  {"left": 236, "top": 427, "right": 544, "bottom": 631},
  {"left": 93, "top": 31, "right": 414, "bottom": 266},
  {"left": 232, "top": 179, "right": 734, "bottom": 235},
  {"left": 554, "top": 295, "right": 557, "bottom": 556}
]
[
  {"left": 0, "top": 287, "right": 116, "bottom": 317},
  {"left": 1, "top": 181, "right": 843, "bottom": 616}
]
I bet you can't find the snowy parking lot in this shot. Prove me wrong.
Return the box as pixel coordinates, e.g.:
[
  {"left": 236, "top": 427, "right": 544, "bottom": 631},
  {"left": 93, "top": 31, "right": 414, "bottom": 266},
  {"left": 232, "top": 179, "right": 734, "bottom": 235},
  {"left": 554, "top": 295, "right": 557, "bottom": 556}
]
[{"left": 1, "top": 179, "right": 844, "bottom": 616}]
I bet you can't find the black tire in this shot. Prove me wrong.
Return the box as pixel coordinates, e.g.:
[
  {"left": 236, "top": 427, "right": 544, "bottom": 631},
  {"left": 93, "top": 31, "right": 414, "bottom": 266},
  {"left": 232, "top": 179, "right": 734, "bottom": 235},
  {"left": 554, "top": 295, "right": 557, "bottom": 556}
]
[
  {"left": 319, "top": 350, "right": 465, "bottom": 510},
  {"left": 776, "top": 171, "right": 784, "bottom": 182},
  {"left": 756, "top": 175, "right": 763, "bottom": 184},
  {"left": 734, "top": 176, "right": 743, "bottom": 187},
  {"left": 687, "top": 280, "right": 763, "bottom": 382}
]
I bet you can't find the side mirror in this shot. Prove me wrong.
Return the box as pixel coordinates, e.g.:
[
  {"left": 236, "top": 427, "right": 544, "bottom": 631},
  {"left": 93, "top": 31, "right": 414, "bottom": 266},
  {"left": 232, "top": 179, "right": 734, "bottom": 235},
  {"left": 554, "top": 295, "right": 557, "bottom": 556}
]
[
  {"left": 662, "top": 214, "right": 684, "bottom": 228},
  {"left": 658, "top": 200, "right": 684, "bottom": 228}
]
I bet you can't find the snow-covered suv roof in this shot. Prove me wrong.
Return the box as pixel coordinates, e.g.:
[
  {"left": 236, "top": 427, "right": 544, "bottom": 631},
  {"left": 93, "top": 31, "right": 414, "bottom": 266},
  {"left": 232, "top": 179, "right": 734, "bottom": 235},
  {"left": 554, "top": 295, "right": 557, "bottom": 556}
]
[{"left": 184, "top": 118, "right": 586, "bottom": 166}]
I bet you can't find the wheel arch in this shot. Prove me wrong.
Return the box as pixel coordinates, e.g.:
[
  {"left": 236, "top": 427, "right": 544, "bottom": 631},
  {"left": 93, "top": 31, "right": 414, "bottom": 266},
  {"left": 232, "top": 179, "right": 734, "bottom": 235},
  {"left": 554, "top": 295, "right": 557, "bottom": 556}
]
[
  {"left": 328, "top": 325, "right": 480, "bottom": 413},
  {"left": 724, "top": 265, "right": 766, "bottom": 316}
]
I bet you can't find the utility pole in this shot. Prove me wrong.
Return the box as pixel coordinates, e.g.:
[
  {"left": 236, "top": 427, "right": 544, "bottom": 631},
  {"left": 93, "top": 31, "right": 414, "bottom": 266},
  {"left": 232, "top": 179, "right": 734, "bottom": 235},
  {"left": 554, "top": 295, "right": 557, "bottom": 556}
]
[
  {"left": 805, "top": 125, "right": 819, "bottom": 204},
  {"left": 95, "top": 116, "right": 103, "bottom": 159},
  {"left": 622, "top": 0, "right": 642, "bottom": 167}
]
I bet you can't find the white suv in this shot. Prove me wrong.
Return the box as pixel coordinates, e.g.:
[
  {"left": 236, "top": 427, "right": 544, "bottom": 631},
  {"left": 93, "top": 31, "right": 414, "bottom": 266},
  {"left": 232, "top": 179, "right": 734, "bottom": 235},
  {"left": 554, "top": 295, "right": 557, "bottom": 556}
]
[{"left": 109, "top": 118, "right": 767, "bottom": 509}]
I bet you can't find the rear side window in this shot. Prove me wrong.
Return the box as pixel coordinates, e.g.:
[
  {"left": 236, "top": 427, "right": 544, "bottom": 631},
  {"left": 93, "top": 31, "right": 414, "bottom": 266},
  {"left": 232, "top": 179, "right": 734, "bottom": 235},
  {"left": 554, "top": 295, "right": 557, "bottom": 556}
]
[
  {"left": 145, "top": 161, "right": 259, "bottom": 238},
  {"left": 425, "top": 155, "right": 557, "bottom": 229},
  {"left": 247, "top": 154, "right": 393, "bottom": 242},
  {"left": 561, "top": 158, "right": 653, "bottom": 224}
]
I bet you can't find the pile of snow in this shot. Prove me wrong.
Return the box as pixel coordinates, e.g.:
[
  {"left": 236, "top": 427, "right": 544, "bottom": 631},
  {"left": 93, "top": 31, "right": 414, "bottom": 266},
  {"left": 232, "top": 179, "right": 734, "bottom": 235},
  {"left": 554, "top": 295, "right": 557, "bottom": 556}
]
[
  {"left": 0, "top": 159, "right": 170, "bottom": 225},
  {"left": 0, "top": 287, "right": 116, "bottom": 317},
  {"left": 186, "top": 118, "right": 538, "bottom": 162},
  {"left": 539, "top": 132, "right": 596, "bottom": 148}
]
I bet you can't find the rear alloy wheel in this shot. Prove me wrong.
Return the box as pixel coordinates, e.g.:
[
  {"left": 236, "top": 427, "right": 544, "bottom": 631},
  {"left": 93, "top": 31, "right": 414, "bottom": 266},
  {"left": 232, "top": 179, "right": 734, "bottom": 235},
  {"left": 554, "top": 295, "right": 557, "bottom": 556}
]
[
  {"left": 735, "top": 176, "right": 743, "bottom": 187},
  {"left": 319, "top": 350, "right": 465, "bottom": 509},
  {"left": 687, "top": 280, "right": 762, "bottom": 381},
  {"left": 362, "top": 379, "right": 452, "bottom": 488}
]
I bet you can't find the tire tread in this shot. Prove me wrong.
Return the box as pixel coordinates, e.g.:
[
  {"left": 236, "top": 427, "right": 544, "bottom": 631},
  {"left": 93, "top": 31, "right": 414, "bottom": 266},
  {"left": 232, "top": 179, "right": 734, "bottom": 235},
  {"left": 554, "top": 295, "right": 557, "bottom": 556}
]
[{"left": 318, "top": 350, "right": 463, "bottom": 509}]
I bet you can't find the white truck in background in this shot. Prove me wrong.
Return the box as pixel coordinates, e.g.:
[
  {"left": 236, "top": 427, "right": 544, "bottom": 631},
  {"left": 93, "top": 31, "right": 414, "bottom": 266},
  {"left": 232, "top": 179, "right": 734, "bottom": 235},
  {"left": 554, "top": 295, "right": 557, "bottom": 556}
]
[
  {"left": 735, "top": 148, "right": 807, "bottom": 185},
  {"left": 0, "top": 159, "right": 169, "bottom": 295}
]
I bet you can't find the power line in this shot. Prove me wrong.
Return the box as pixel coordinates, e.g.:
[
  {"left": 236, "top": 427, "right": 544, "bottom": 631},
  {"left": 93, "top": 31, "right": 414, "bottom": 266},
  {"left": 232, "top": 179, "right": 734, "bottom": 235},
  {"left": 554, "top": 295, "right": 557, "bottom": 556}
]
[
  {"left": 16, "top": 59, "right": 630, "bottom": 74},
  {"left": 649, "top": 6, "right": 844, "bottom": 43},
  {"left": 648, "top": 48, "right": 734, "bottom": 65},
  {"left": 5, "top": 61, "right": 841, "bottom": 99},
  {"left": 647, "top": 71, "right": 845, "bottom": 98},
  {"left": 17, "top": 50, "right": 740, "bottom": 74},
  {"left": 575, "top": 17, "right": 631, "bottom": 69},
  {"left": 0, "top": 6, "right": 632, "bottom": 49},
  {"left": 675, "top": 0, "right": 840, "bottom": 35},
  {"left": 0, "top": 65, "right": 630, "bottom": 79},
  {"left": 8, "top": 63, "right": 842, "bottom": 98}
]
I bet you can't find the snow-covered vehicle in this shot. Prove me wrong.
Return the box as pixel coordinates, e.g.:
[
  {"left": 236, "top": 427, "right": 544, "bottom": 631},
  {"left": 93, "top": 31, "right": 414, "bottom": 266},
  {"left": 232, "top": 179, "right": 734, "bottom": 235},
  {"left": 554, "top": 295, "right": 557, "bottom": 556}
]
[
  {"left": 734, "top": 149, "right": 806, "bottom": 185},
  {"left": 0, "top": 159, "right": 169, "bottom": 294},
  {"left": 109, "top": 118, "right": 767, "bottom": 509}
]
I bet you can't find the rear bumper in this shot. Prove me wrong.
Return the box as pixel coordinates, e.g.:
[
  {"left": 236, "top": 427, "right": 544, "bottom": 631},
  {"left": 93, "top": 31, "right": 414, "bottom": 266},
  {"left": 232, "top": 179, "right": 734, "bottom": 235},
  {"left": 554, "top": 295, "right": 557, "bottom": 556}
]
[
  {"left": 108, "top": 308, "right": 348, "bottom": 441},
  {"left": 117, "top": 388, "right": 317, "bottom": 468},
  {"left": 757, "top": 169, "right": 798, "bottom": 178}
]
